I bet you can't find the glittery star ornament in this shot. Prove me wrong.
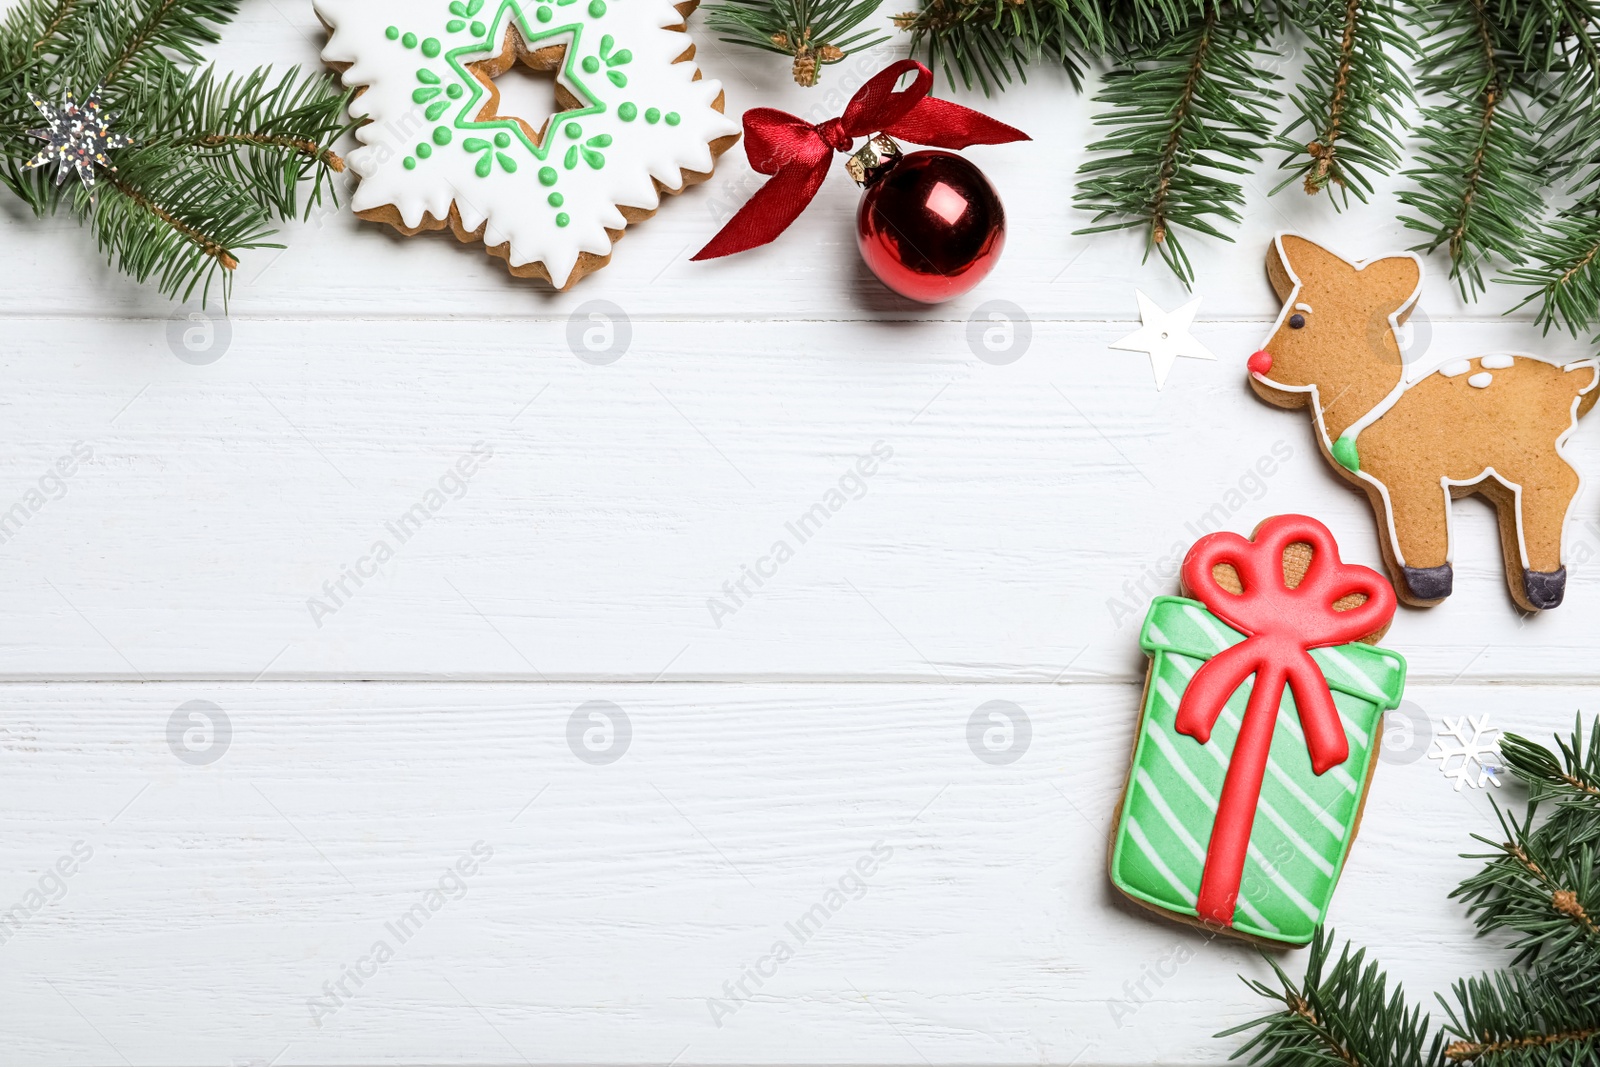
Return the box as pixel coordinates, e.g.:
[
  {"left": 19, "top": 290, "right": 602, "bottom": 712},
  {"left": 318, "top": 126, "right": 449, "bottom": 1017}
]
[{"left": 24, "top": 87, "right": 133, "bottom": 190}]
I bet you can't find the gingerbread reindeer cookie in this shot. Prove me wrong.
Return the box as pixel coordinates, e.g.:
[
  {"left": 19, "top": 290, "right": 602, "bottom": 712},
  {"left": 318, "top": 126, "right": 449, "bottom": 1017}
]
[{"left": 1247, "top": 234, "right": 1600, "bottom": 611}]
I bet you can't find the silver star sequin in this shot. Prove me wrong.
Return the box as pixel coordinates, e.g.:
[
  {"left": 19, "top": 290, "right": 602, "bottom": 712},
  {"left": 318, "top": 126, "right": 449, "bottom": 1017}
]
[{"left": 24, "top": 87, "right": 133, "bottom": 190}]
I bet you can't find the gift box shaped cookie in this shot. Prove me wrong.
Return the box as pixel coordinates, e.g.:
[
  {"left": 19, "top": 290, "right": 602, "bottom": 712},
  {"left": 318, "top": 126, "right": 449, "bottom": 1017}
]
[{"left": 1109, "top": 515, "right": 1407, "bottom": 946}]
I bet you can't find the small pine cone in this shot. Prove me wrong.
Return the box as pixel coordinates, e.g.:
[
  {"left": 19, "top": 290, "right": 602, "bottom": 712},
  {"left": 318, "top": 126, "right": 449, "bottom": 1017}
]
[
  {"left": 771, "top": 31, "right": 790, "bottom": 47},
  {"left": 793, "top": 52, "right": 819, "bottom": 86},
  {"left": 818, "top": 44, "right": 844, "bottom": 63},
  {"left": 891, "top": 11, "right": 918, "bottom": 28}
]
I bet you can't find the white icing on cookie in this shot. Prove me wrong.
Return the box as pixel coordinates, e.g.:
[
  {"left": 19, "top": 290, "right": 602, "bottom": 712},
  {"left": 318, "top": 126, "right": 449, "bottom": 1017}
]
[
  {"left": 316, "top": 0, "right": 740, "bottom": 286},
  {"left": 1481, "top": 355, "right": 1515, "bottom": 369},
  {"left": 1440, "top": 359, "right": 1471, "bottom": 377},
  {"left": 1468, "top": 372, "right": 1493, "bottom": 389}
]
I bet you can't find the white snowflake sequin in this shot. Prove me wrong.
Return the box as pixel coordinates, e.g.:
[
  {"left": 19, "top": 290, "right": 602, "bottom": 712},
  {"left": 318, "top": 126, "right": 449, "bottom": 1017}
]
[{"left": 1427, "top": 713, "right": 1503, "bottom": 790}]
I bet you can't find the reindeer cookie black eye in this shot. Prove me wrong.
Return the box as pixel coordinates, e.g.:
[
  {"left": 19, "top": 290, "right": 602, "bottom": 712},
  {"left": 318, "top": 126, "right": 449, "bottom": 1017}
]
[{"left": 1289, "top": 313, "right": 1306, "bottom": 329}]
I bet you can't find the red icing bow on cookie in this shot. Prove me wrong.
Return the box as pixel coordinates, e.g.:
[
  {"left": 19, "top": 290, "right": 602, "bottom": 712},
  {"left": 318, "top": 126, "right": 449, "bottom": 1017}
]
[
  {"left": 1178, "top": 514, "right": 1395, "bottom": 927},
  {"left": 692, "top": 60, "right": 1029, "bottom": 261}
]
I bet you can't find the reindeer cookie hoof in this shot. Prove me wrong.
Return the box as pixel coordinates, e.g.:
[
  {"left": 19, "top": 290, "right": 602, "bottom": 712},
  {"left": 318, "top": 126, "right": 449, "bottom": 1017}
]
[
  {"left": 1401, "top": 564, "right": 1453, "bottom": 603},
  {"left": 1522, "top": 567, "right": 1567, "bottom": 610}
]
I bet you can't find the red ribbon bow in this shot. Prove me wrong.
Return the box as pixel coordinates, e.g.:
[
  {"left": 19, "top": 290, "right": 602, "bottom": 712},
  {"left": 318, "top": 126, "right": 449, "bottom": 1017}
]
[
  {"left": 692, "top": 59, "right": 1030, "bottom": 261},
  {"left": 1176, "top": 515, "right": 1396, "bottom": 927}
]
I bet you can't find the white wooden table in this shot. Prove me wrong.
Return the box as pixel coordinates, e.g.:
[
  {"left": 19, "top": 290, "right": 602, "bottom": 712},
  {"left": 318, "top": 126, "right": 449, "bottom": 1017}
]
[{"left": 0, "top": 4, "right": 1592, "bottom": 1063}]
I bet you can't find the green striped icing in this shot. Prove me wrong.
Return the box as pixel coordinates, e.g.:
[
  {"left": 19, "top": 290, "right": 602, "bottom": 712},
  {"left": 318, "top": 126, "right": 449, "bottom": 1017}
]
[{"left": 1111, "top": 596, "right": 1407, "bottom": 944}]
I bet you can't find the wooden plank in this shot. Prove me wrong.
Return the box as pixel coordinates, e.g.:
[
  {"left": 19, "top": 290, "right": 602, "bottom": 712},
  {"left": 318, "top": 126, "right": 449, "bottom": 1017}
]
[
  {"left": 0, "top": 317, "right": 1591, "bottom": 680},
  {"left": 0, "top": 681, "right": 1567, "bottom": 1063}
]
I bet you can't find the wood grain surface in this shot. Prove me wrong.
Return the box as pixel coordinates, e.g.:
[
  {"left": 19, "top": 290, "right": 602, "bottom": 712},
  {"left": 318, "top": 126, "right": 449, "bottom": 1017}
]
[{"left": 0, "top": 2, "right": 1590, "bottom": 1064}]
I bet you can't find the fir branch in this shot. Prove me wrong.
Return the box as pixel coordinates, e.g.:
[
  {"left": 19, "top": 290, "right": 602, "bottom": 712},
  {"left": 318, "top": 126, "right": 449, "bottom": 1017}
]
[
  {"left": 896, "top": 0, "right": 1109, "bottom": 94},
  {"left": 86, "top": 0, "right": 240, "bottom": 88},
  {"left": 1500, "top": 207, "right": 1600, "bottom": 337},
  {"left": 1398, "top": 0, "right": 1545, "bottom": 297},
  {"left": 126, "top": 65, "right": 351, "bottom": 219},
  {"left": 1227, "top": 719, "right": 1600, "bottom": 1067},
  {"left": 1453, "top": 801, "right": 1600, "bottom": 988},
  {"left": 1219, "top": 928, "right": 1444, "bottom": 1067},
  {"left": 1492, "top": 3, "right": 1600, "bottom": 333},
  {"left": 1274, "top": 0, "right": 1413, "bottom": 201},
  {"left": 88, "top": 143, "right": 276, "bottom": 302},
  {"left": 0, "top": 0, "right": 83, "bottom": 82},
  {"left": 20, "top": 0, "right": 81, "bottom": 59},
  {"left": 0, "top": 0, "right": 349, "bottom": 302},
  {"left": 1502, "top": 717, "right": 1600, "bottom": 810},
  {"left": 1072, "top": 1, "right": 1280, "bottom": 285},
  {"left": 704, "top": 0, "right": 888, "bottom": 85},
  {"left": 1441, "top": 970, "right": 1600, "bottom": 1065}
]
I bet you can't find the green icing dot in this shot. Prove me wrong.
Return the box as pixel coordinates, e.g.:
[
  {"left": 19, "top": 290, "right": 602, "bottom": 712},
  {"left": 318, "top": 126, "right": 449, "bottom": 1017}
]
[
  {"left": 548, "top": 192, "right": 564, "bottom": 206},
  {"left": 665, "top": 112, "right": 680, "bottom": 126},
  {"left": 447, "top": 83, "right": 463, "bottom": 98},
  {"left": 433, "top": 126, "right": 452, "bottom": 145},
  {"left": 421, "top": 37, "right": 441, "bottom": 57},
  {"left": 385, "top": 25, "right": 400, "bottom": 39},
  {"left": 470, "top": 19, "right": 486, "bottom": 33},
  {"left": 417, "top": 142, "right": 433, "bottom": 158},
  {"left": 618, "top": 102, "right": 637, "bottom": 121},
  {"left": 645, "top": 107, "right": 660, "bottom": 123},
  {"left": 536, "top": 6, "right": 553, "bottom": 20},
  {"left": 565, "top": 122, "right": 582, "bottom": 138},
  {"left": 588, "top": 0, "right": 606, "bottom": 13},
  {"left": 494, "top": 131, "right": 511, "bottom": 148},
  {"left": 582, "top": 56, "right": 600, "bottom": 73},
  {"left": 402, "top": 31, "right": 418, "bottom": 47},
  {"left": 403, "top": 156, "right": 416, "bottom": 169},
  {"left": 556, "top": 213, "right": 570, "bottom": 227},
  {"left": 538, "top": 166, "right": 558, "bottom": 186},
  {"left": 1332, "top": 434, "right": 1360, "bottom": 473}
]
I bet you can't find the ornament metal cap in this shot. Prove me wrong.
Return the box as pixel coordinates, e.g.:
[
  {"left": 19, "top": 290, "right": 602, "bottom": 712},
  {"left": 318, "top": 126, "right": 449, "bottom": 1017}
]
[{"left": 845, "top": 134, "right": 902, "bottom": 187}]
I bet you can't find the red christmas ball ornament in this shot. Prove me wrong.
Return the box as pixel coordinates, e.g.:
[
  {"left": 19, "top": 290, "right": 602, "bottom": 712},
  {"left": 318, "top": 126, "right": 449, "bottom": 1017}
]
[
  {"left": 850, "top": 137, "right": 1006, "bottom": 303},
  {"left": 690, "top": 59, "right": 1030, "bottom": 294}
]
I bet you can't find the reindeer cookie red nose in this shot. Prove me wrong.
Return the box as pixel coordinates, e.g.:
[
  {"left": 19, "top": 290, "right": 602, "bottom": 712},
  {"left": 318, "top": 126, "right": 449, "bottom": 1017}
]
[{"left": 1248, "top": 350, "right": 1273, "bottom": 377}]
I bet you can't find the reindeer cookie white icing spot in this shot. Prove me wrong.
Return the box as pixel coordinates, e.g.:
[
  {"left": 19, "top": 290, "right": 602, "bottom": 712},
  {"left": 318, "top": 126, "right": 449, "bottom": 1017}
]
[
  {"left": 1247, "top": 232, "right": 1600, "bottom": 612},
  {"left": 316, "top": 0, "right": 741, "bottom": 287}
]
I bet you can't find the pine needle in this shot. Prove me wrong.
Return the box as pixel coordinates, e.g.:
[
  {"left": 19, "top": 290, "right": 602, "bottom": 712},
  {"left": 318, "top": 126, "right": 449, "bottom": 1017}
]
[
  {"left": 703, "top": 0, "right": 888, "bottom": 86},
  {"left": 1273, "top": 0, "right": 1414, "bottom": 202},
  {"left": 1221, "top": 927, "right": 1444, "bottom": 1067},
  {"left": 1398, "top": 0, "right": 1546, "bottom": 298},
  {"left": 1072, "top": 0, "right": 1280, "bottom": 286}
]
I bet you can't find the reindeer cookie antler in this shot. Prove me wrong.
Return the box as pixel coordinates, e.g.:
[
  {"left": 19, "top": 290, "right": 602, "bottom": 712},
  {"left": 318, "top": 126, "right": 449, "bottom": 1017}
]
[{"left": 1247, "top": 234, "right": 1600, "bottom": 612}]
